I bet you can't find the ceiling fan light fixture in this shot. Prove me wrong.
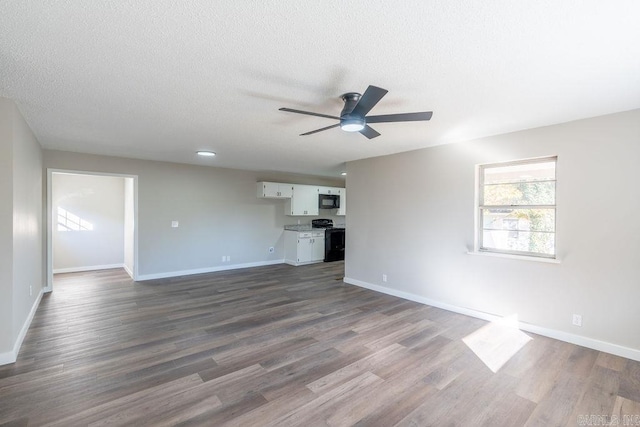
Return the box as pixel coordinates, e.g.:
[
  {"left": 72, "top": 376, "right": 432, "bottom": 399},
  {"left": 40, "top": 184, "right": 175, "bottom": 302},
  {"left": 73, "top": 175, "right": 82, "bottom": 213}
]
[{"left": 340, "top": 118, "right": 365, "bottom": 132}]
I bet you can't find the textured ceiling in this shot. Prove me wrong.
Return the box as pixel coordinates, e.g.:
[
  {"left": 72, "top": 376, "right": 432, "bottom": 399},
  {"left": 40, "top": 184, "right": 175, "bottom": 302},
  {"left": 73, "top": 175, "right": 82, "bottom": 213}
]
[{"left": 1, "top": 1, "right": 639, "bottom": 177}]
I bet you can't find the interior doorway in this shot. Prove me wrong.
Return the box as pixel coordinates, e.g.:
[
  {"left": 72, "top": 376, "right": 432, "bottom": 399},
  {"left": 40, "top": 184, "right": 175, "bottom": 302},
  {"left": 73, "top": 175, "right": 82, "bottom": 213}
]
[{"left": 46, "top": 169, "right": 138, "bottom": 291}]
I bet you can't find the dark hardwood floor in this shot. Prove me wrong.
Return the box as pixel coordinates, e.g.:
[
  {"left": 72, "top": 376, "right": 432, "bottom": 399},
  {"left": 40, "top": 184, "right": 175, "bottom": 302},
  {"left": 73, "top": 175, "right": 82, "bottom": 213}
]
[{"left": 1, "top": 262, "right": 639, "bottom": 426}]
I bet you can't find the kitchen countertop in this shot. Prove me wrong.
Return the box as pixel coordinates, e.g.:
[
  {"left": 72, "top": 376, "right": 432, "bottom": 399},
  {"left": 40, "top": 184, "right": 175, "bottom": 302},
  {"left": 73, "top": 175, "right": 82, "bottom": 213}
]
[
  {"left": 284, "top": 225, "right": 345, "bottom": 231},
  {"left": 284, "top": 225, "right": 317, "bottom": 231}
]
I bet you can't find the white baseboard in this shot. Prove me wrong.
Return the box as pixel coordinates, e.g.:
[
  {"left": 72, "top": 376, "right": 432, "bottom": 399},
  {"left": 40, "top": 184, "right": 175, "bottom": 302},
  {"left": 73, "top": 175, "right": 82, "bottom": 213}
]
[
  {"left": 53, "top": 263, "right": 124, "bottom": 274},
  {"left": 123, "top": 264, "right": 134, "bottom": 279},
  {"left": 284, "top": 259, "right": 323, "bottom": 267},
  {"left": 137, "top": 259, "right": 285, "bottom": 281},
  {"left": 0, "top": 289, "right": 44, "bottom": 366},
  {"left": 0, "top": 352, "right": 14, "bottom": 365},
  {"left": 343, "top": 277, "right": 640, "bottom": 362}
]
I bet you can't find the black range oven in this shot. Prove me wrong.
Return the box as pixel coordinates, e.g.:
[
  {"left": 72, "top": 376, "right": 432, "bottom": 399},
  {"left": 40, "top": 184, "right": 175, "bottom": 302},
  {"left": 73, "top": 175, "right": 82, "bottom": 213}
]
[
  {"left": 323, "top": 228, "right": 345, "bottom": 262},
  {"left": 311, "top": 219, "right": 345, "bottom": 262}
]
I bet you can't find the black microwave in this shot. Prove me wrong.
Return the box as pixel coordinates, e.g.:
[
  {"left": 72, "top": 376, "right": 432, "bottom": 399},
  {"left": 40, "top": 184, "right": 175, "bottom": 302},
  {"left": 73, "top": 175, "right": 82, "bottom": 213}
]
[{"left": 319, "top": 194, "right": 340, "bottom": 209}]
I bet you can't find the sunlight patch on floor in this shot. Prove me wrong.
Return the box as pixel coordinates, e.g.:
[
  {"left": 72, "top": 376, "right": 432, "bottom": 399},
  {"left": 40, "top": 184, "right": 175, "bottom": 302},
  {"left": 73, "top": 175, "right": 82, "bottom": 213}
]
[{"left": 462, "top": 314, "right": 532, "bottom": 373}]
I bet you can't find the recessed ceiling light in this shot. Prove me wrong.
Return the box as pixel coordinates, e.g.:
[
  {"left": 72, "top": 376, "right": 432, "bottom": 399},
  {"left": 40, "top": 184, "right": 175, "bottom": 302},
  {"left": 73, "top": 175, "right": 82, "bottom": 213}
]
[
  {"left": 341, "top": 172, "right": 347, "bottom": 176},
  {"left": 197, "top": 151, "right": 216, "bottom": 157}
]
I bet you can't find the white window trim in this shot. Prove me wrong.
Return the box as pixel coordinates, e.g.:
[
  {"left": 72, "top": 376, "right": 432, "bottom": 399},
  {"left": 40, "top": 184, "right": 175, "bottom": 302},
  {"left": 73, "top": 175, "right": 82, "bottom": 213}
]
[
  {"left": 467, "top": 250, "right": 561, "bottom": 264},
  {"left": 473, "top": 155, "right": 558, "bottom": 260}
]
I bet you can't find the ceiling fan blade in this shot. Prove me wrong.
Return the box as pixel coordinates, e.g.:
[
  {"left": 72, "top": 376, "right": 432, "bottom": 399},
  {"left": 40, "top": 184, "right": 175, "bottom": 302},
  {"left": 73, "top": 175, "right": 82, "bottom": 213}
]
[
  {"left": 350, "top": 86, "right": 388, "bottom": 117},
  {"left": 300, "top": 123, "right": 341, "bottom": 136},
  {"left": 359, "top": 125, "right": 381, "bottom": 139},
  {"left": 366, "top": 111, "right": 433, "bottom": 123},
  {"left": 279, "top": 108, "right": 340, "bottom": 120}
]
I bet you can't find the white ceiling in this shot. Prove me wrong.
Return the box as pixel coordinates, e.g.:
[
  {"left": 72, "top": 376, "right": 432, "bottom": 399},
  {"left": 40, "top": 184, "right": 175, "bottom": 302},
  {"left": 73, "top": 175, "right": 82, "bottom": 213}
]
[{"left": 1, "top": 1, "right": 639, "bottom": 177}]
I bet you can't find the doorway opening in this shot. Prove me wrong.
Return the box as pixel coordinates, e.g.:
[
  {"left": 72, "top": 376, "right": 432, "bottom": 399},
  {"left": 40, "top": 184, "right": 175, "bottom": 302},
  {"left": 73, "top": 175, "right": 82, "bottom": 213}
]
[{"left": 46, "top": 169, "right": 138, "bottom": 291}]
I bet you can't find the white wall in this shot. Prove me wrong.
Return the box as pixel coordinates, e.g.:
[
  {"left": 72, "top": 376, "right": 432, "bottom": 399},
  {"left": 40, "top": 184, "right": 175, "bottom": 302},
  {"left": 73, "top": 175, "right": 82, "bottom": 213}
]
[
  {"left": 0, "top": 99, "right": 15, "bottom": 355},
  {"left": 52, "top": 173, "right": 125, "bottom": 272},
  {"left": 123, "top": 177, "right": 135, "bottom": 277},
  {"left": 12, "top": 98, "right": 43, "bottom": 343},
  {"left": 44, "top": 150, "right": 344, "bottom": 280},
  {"left": 345, "top": 109, "right": 640, "bottom": 357},
  {"left": 0, "top": 97, "right": 43, "bottom": 364}
]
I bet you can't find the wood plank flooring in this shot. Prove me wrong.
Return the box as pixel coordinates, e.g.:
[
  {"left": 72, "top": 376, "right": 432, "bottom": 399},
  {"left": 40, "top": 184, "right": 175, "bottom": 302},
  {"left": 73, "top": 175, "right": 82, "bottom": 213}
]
[{"left": 1, "top": 262, "right": 638, "bottom": 426}]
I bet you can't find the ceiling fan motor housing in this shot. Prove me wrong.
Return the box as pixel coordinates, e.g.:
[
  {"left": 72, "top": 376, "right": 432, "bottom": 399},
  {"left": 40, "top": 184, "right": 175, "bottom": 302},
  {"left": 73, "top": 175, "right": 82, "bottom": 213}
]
[{"left": 340, "top": 92, "right": 365, "bottom": 131}]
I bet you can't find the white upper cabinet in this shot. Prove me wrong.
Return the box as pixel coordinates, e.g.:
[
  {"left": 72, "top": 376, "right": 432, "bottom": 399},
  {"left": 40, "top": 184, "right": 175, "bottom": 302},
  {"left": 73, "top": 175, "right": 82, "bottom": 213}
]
[
  {"left": 318, "top": 186, "right": 342, "bottom": 195},
  {"left": 285, "top": 185, "right": 319, "bottom": 216},
  {"left": 319, "top": 187, "right": 346, "bottom": 215},
  {"left": 257, "top": 182, "right": 293, "bottom": 199},
  {"left": 258, "top": 181, "right": 345, "bottom": 216},
  {"left": 336, "top": 188, "right": 346, "bottom": 216}
]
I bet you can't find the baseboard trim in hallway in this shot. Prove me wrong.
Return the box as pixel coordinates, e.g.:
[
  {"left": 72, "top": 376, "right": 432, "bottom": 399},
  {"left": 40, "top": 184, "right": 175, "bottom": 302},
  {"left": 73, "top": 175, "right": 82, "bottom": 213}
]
[
  {"left": 0, "top": 288, "right": 43, "bottom": 366},
  {"left": 136, "top": 259, "right": 285, "bottom": 281}
]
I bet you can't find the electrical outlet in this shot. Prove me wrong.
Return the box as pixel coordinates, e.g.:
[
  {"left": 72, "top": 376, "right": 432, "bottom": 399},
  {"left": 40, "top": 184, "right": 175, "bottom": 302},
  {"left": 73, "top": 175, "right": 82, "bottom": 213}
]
[
  {"left": 221, "top": 255, "right": 226, "bottom": 262},
  {"left": 268, "top": 247, "right": 275, "bottom": 253},
  {"left": 171, "top": 221, "right": 179, "bottom": 228},
  {"left": 29, "top": 285, "right": 32, "bottom": 296},
  {"left": 572, "top": 314, "right": 582, "bottom": 327},
  {"left": 382, "top": 274, "right": 387, "bottom": 282}
]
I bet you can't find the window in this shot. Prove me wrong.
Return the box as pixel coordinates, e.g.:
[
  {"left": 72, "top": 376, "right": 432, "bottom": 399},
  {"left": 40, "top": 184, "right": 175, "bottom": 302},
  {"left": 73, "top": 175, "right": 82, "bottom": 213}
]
[{"left": 478, "top": 157, "right": 556, "bottom": 258}]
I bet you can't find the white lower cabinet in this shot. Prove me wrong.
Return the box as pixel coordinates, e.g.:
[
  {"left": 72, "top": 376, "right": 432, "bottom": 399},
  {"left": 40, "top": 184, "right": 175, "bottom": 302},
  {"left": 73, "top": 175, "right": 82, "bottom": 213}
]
[
  {"left": 284, "top": 230, "right": 325, "bottom": 266},
  {"left": 310, "top": 232, "right": 326, "bottom": 262}
]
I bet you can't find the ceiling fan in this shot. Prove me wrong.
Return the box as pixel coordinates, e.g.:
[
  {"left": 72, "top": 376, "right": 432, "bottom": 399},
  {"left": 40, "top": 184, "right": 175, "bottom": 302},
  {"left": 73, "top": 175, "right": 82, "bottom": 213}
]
[{"left": 279, "top": 85, "right": 433, "bottom": 139}]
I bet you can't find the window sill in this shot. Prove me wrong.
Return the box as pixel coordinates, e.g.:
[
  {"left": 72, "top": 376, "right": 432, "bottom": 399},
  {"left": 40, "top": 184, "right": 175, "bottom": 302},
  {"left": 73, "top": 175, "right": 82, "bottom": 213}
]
[{"left": 467, "top": 251, "right": 561, "bottom": 264}]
